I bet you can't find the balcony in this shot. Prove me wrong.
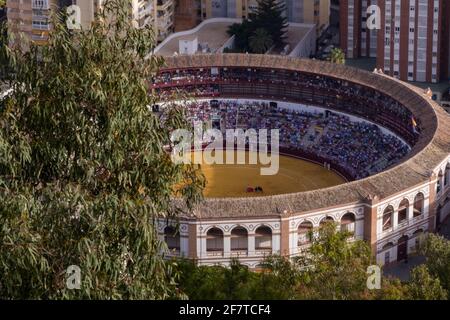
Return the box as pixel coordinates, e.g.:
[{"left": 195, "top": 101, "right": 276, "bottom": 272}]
[
  {"left": 32, "top": 0, "right": 50, "bottom": 10},
  {"left": 206, "top": 249, "right": 224, "bottom": 257},
  {"left": 230, "top": 250, "right": 248, "bottom": 257},
  {"left": 32, "top": 22, "right": 50, "bottom": 31}
]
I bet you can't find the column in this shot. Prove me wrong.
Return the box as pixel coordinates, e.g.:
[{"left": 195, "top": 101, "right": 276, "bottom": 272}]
[
  {"left": 272, "top": 234, "right": 281, "bottom": 255},
  {"left": 180, "top": 236, "right": 189, "bottom": 257},
  {"left": 364, "top": 196, "right": 379, "bottom": 254},
  {"left": 393, "top": 210, "right": 398, "bottom": 230},
  {"left": 408, "top": 203, "right": 414, "bottom": 221},
  {"left": 188, "top": 223, "right": 198, "bottom": 259},
  {"left": 280, "top": 219, "right": 290, "bottom": 256},
  {"left": 223, "top": 235, "right": 231, "bottom": 258},
  {"left": 248, "top": 233, "right": 255, "bottom": 256}
]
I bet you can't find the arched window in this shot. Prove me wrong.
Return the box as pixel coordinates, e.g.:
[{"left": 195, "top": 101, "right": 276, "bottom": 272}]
[
  {"left": 298, "top": 221, "right": 313, "bottom": 245},
  {"left": 231, "top": 227, "right": 248, "bottom": 251},
  {"left": 164, "top": 226, "right": 180, "bottom": 251},
  {"left": 445, "top": 165, "right": 449, "bottom": 187},
  {"left": 382, "top": 206, "right": 394, "bottom": 231},
  {"left": 437, "top": 171, "right": 443, "bottom": 193},
  {"left": 382, "top": 242, "right": 394, "bottom": 264},
  {"left": 206, "top": 228, "right": 224, "bottom": 252},
  {"left": 340, "top": 212, "right": 356, "bottom": 233},
  {"left": 398, "top": 199, "right": 409, "bottom": 224},
  {"left": 255, "top": 226, "right": 272, "bottom": 250},
  {"left": 320, "top": 216, "right": 334, "bottom": 226},
  {"left": 413, "top": 193, "right": 424, "bottom": 217}
]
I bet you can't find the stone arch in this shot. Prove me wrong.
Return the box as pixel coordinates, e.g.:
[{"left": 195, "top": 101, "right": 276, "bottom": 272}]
[
  {"left": 382, "top": 205, "right": 394, "bottom": 231},
  {"left": 437, "top": 170, "right": 443, "bottom": 193},
  {"left": 297, "top": 220, "right": 314, "bottom": 245},
  {"left": 319, "top": 215, "right": 335, "bottom": 226},
  {"left": 230, "top": 226, "right": 248, "bottom": 251},
  {"left": 340, "top": 212, "right": 356, "bottom": 233},
  {"left": 413, "top": 193, "right": 425, "bottom": 217},
  {"left": 206, "top": 227, "right": 224, "bottom": 252},
  {"left": 398, "top": 198, "right": 409, "bottom": 224},
  {"left": 255, "top": 225, "right": 272, "bottom": 250},
  {"left": 164, "top": 226, "right": 180, "bottom": 251}
]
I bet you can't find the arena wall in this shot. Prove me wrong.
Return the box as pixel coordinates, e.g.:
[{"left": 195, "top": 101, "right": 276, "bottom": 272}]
[{"left": 154, "top": 54, "right": 450, "bottom": 267}]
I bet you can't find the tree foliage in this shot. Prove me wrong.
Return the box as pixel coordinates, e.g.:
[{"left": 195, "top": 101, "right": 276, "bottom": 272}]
[
  {"left": 0, "top": 0, "right": 203, "bottom": 299},
  {"left": 174, "top": 223, "right": 450, "bottom": 300},
  {"left": 419, "top": 233, "right": 450, "bottom": 294},
  {"left": 407, "top": 265, "right": 447, "bottom": 300},
  {"left": 329, "top": 48, "right": 346, "bottom": 65},
  {"left": 249, "top": 28, "right": 274, "bottom": 54},
  {"left": 248, "top": 0, "right": 288, "bottom": 48},
  {"left": 227, "top": 0, "right": 288, "bottom": 53},
  {"left": 294, "top": 222, "right": 375, "bottom": 299}
]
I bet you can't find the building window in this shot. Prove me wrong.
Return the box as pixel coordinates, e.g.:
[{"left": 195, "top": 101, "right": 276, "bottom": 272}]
[
  {"left": 164, "top": 226, "right": 180, "bottom": 251},
  {"left": 382, "top": 206, "right": 394, "bottom": 231},
  {"left": 413, "top": 193, "right": 425, "bottom": 217},
  {"left": 255, "top": 226, "right": 272, "bottom": 250},
  {"left": 206, "top": 228, "right": 224, "bottom": 252}
]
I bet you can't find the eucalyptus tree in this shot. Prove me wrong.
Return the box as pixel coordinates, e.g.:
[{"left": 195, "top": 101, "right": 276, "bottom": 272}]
[
  {"left": 0, "top": 0, "right": 204, "bottom": 299},
  {"left": 329, "top": 48, "right": 346, "bottom": 65}
]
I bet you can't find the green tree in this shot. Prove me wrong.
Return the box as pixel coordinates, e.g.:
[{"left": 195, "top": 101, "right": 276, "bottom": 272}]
[
  {"left": 374, "top": 278, "right": 409, "bottom": 300},
  {"left": 419, "top": 233, "right": 450, "bottom": 294},
  {"left": 0, "top": 0, "right": 203, "bottom": 299},
  {"left": 174, "top": 259, "right": 258, "bottom": 300},
  {"left": 249, "top": 28, "right": 274, "bottom": 54},
  {"left": 294, "top": 222, "right": 375, "bottom": 299},
  {"left": 408, "top": 265, "right": 447, "bottom": 300},
  {"left": 329, "top": 48, "right": 346, "bottom": 64},
  {"left": 251, "top": 255, "right": 299, "bottom": 299},
  {"left": 249, "top": 0, "right": 288, "bottom": 49},
  {"left": 227, "top": 20, "right": 254, "bottom": 53}
]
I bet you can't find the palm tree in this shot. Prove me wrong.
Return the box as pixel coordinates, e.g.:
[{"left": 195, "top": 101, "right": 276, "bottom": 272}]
[
  {"left": 249, "top": 28, "right": 274, "bottom": 54},
  {"left": 329, "top": 48, "right": 346, "bottom": 65}
]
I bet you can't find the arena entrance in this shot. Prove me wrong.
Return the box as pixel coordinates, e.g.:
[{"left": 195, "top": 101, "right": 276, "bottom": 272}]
[{"left": 397, "top": 235, "right": 408, "bottom": 261}]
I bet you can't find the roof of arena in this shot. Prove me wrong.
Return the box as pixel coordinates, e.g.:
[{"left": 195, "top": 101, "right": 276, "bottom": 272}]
[{"left": 162, "top": 54, "right": 450, "bottom": 219}]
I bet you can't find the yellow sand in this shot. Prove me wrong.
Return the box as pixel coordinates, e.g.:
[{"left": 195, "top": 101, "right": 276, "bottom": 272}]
[{"left": 188, "top": 150, "right": 345, "bottom": 198}]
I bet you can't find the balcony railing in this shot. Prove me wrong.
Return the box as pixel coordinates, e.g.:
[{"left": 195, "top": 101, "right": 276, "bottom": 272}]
[
  {"left": 32, "top": 23, "right": 51, "bottom": 30},
  {"left": 230, "top": 250, "right": 248, "bottom": 257},
  {"left": 206, "top": 250, "right": 224, "bottom": 257},
  {"left": 32, "top": 0, "right": 50, "bottom": 10}
]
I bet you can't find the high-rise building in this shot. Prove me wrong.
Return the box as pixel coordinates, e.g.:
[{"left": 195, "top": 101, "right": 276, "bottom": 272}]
[
  {"left": 200, "top": 0, "right": 330, "bottom": 35},
  {"left": 340, "top": 0, "right": 450, "bottom": 83},
  {"left": 6, "top": 0, "right": 175, "bottom": 44},
  {"left": 174, "top": 0, "right": 201, "bottom": 32},
  {"left": 7, "top": 0, "right": 59, "bottom": 45}
]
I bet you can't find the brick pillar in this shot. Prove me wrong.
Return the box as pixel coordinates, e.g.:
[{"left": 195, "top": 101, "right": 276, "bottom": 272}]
[
  {"left": 280, "top": 218, "right": 290, "bottom": 257},
  {"left": 188, "top": 223, "right": 197, "bottom": 259},
  {"left": 364, "top": 196, "right": 379, "bottom": 254},
  {"left": 428, "top": 174, "right": 438, "bottom": 233}
]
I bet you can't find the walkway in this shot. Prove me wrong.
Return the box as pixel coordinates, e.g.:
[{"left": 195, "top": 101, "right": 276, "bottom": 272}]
[{"left": 382, "top": 215, "right": 450, "bottom": 281}]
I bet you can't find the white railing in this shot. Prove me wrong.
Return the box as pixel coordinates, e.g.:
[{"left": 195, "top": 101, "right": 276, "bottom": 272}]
[
  {"left": 151, "top": 17, "right": 241, "bottom": 56},
  {"left": 32, "top": 23, "right": 50, "bottom": 30},
  {"left": 206, "top": 250, "right": 224, "bottom": 257},
  {"left": 32, "top": 0, "right": 50, "bottom": 10},
  {"left": 230, "top": 250, "right": 248, "bottom": 257}
]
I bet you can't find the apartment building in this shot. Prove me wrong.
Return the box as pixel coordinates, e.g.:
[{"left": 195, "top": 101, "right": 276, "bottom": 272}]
[
  {"left": 199, "top": 0, "right": 330, "bottom": 35},
  {"left": 174, "top": 0, "right": 201, "bottom": 32},
  {"left": 7, "top": 0, "right": 59, "bottom": 45},
  {"left": 340, "top": 0, "right": 450, "bottom": 83},
  {"left": 6, "top": 0, "right": 175, "bottom": 44}
]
